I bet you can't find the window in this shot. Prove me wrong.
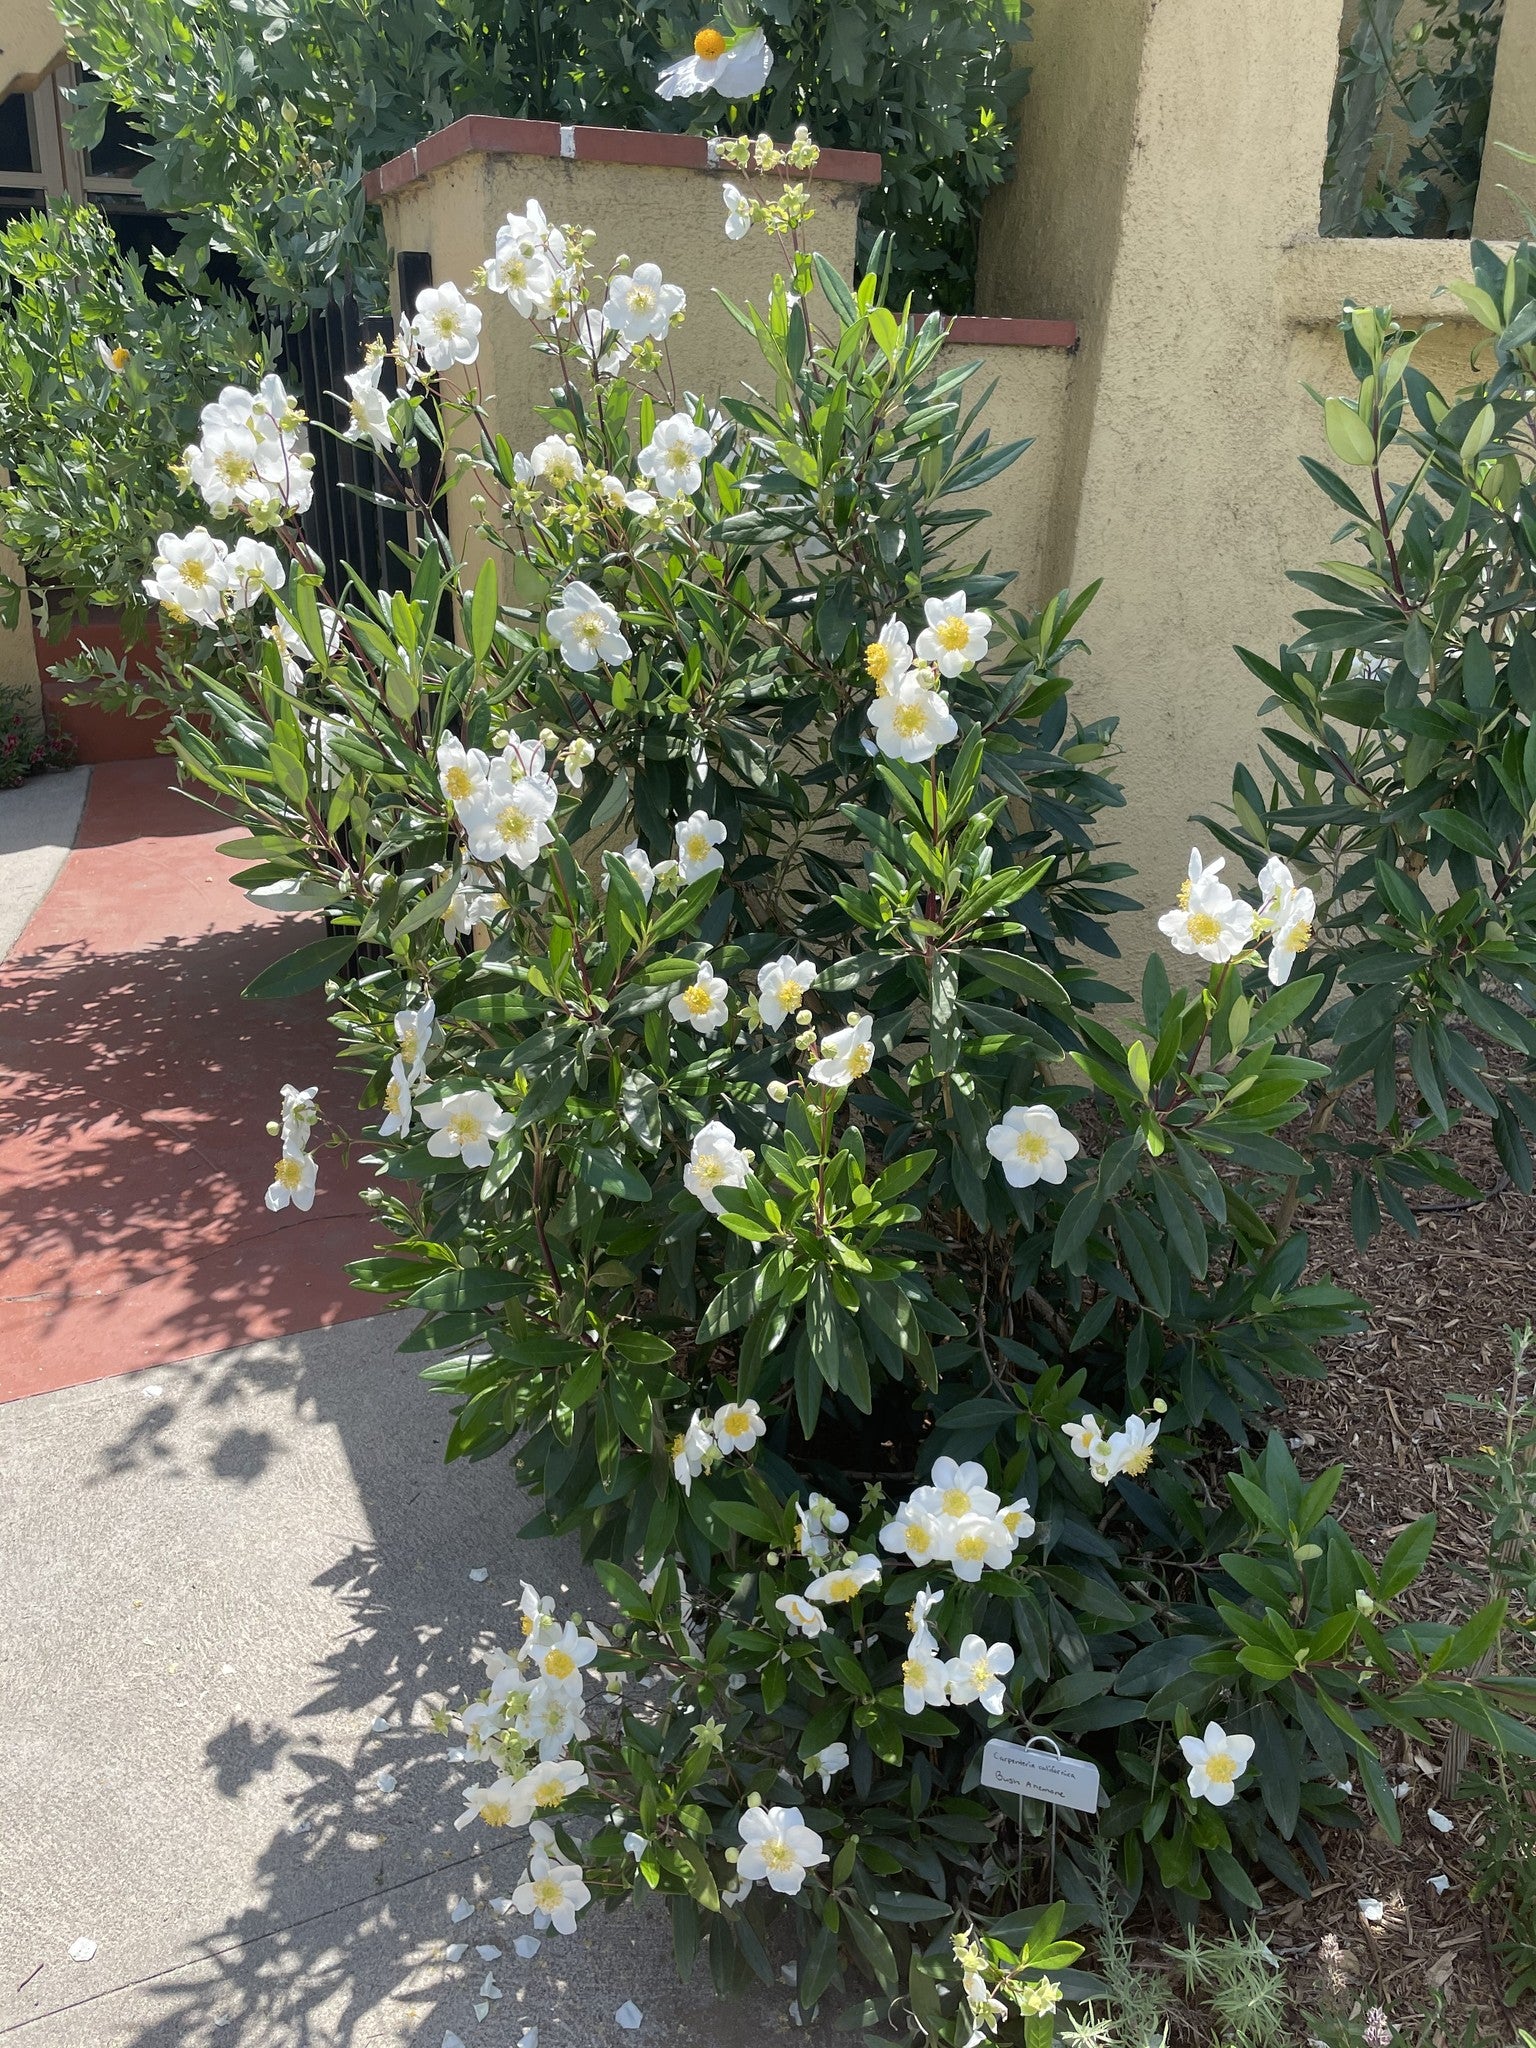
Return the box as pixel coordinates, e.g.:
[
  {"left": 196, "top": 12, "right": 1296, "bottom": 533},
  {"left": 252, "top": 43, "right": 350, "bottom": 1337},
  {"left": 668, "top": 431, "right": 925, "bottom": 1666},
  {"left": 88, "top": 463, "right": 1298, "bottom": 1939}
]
[{"left": 0, "top": 66, "right": 169, "bottom": 259}]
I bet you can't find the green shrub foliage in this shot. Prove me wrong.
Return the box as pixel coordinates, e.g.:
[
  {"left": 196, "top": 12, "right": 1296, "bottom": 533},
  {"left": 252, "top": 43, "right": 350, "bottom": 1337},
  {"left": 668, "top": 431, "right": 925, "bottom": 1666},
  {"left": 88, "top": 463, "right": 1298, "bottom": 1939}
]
[{"left": 138, "top": 208, "right": 1532, "bottom": 2041}]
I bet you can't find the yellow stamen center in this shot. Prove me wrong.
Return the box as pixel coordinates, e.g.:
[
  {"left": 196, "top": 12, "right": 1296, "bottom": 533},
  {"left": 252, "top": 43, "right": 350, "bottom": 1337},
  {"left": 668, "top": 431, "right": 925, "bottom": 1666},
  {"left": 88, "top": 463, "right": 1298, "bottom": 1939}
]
[
  {"left": 448, "top": 1110, "right": 481, "bottom": 1145},
  {"left": 543, "top": 1647, "right": 576, "bottom": 1680},
  {"left": 941, "top": 1487, "right": 971, "bottom": 1517},
  {"left": 110, "top": 345, "right": 129, "bottom": 369},
  {"left": 533, "top": 1779, "right": 568, "bottom": 1808},
  {"left": 1014, "top": 1131, "right": 1049, "bottom": 1162},
  {"left": 905, "top": 1522, "right": 931, "bottom": 1554},
  {"left": 762, "top": 1839, "right": 796, "bottom": 1872},
  {"left": 684, "top": 832, "right": 710, "bottom": 862},
  {"left": 955, "top": 1533, "right": 988, "bottom": 1563},
  {"left": 575, "top": 611, "right": 605, "bottom": 646},
  {"left": 1177, "top": 878, "right": 1193, "bottom": 909},
  {"left": 480, "top": 1795, "right": 513, "bottom": 1825},
  {"left": 970, "top": 1659, "right": 993, "bottom": 1688},
  {"left": 935, "top": 614, "right": 971, "bottom": 652},
  {"left": 864, "top": 640, "right": 892, "bottom": 682},
  {"left": 683, "top": 982, "right": 716, "bottom": 1015},
  {"left": 496, "top": 805, "right": 535, "bottom": 845},
  {"left": 385, "top": 1079, "right": 404, "bottom": 1115},
  {"left": 692, "top": 1155, "right": 725, "bottom": 1186},
  {"left": 1120, "top": 1445, "right": 1156, "bottom": 1476},
  {"left": 825, "top": 1574, "right": 859, "bottom": 1600},
  {"left": 532, "top": 1877, "right": 566, "bottom": 1910},
  {"left": 775, "top": 978, "right": 803, "bottom": 1008},
  {"left": 902, "top": 1657, "right": 928, "bottom": 1689},
  {"left": 892, "top": 702, "right": 929, "bottom": 740},
  {"left": 181, "top": 558, "right": 211, "bottom": 587},
  {"left": 848, "top": 1042, "right": 873, "bottom": 1077},
  {"left": 1186, "top": 910, "right": 1222, "bottom": 946},
  {"left": 628, "top": 285, "right": 656, "bottom": 314},
  {"left": 721, "top": 1409, "right": 753, "bottom": 1438},
  {"left": 1204, "top": 1752, "right": 1238, "bottom": 1785},
  {"left": 1284, "top": 920, "right": 1311, "bottom": 953},
  {"left": 273, "top": 1156, "right": 304, "bottom": 1189},
  {"left": 694, "top": 26, "right": 727, "bottom": 58},
  {"left": 215, "top": 451, "right": 253, "bottom": 485}
]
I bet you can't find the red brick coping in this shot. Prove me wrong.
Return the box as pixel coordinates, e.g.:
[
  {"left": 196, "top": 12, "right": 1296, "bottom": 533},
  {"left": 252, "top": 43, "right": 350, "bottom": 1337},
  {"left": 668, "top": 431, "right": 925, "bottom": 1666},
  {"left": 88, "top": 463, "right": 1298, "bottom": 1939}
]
[
  {"left": 365, "top": 116, "right": 882, "bottom": 201},
  {"left": 946, "top": 315, "right": 1079, "bottom": 351}
]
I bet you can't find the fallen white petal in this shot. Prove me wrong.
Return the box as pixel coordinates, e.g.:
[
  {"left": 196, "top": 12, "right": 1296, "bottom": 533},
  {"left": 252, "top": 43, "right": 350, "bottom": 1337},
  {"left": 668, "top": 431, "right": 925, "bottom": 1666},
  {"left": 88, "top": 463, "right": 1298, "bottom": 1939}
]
[
  {"left": 450, "top": 1898, "right": 475, "bottom": 1924},
  {"left": 513, "top": 1934, "right": 541, "bottom": 1958},
  {"left": 1427, "top": 1807, "right": 1454, "bottom": 1832},
  {"left": 1428, "top": 1873, "right": 1451, "bottom": 1894},
  {"left": 488, "top": 1896, "right": 513, "bottom": 1915},
  {"left": 1393, "top": 1780, "right": 1410, "bottom": 1799},
  {"left": 476, "top": 1943, "right": 501, "bottom": 1960},
  {"left": 616, "top": 2002, "right": 643, "bottom": 2030},
  {"left": 445, "top": 1942, "right": 467, "bottom": 1963},
  {"left": 779, "top": 1964, "right": 797, "bottom": 1985},
  {"left": 443, "top": 2035, "right": 466, "bottom": 2048},
  {"left": 518, "top": 2029, "right": 539, "bottom": 2048},
  {"left": 375, "top": 1771, "right": 396, "bottom": 1793},
  {"left": 1357, "top": 1897, "right": 1385, "bottom": 1923},
  {"left": 474, "top": 2004, "right": 489, "bottom": 2023},
  {"left": 479, "top": 1972, "right": 502, "bottom": 2000},
  {"left": 139, "top": 1382, "right": 165, "bottom": 1396},
  {"left": 469, "top": 1567, "right": 489, "bottom": 1582},
  {"left": 69, "top": 1938, "right": 97, "bottom": 1963},
  {"left": 372, "top": 1716, "right": 390, "bottom": 1732}
]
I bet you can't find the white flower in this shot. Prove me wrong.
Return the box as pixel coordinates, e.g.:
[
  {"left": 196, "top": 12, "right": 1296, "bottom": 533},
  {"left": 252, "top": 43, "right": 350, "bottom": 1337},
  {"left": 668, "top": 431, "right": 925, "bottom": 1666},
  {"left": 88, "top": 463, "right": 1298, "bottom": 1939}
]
[
  {"left": 805, "top": 1742, "right": 849, "bottom": 1793},
  {"left": 1000, "top": 1497, "right": 1037, "bottom": 1543},
  {"left": 394, "top": 998, "right": 436, "bottom": 1082},
  {"left": 512, "top": 1583, "right": 562, "bottom": 1662},
  {"left": 1179, "top": 1722, "right": 1255, "bottom": 1807},
  {"left": 225, "top": 537, "right": 284, "bottom": 611},
  {"left": 455, "top": 1775, "right": 523, "bottom": 1831},
  {"left": 96, "top": 336, "right": 129, "bottom": 373},
  {"left": 504, "top": 1758, "right": 589, "bottom": 1827},
  {"left": 914, "top": 591, "right": 991, "bottom": 677},
  {"left": 804, "top": 1554, "right": 881, "bottom": 1604},
  {"left": 734, "top": 1803, "right": 826, "bottom": 1896},
  {"left": 636, "top": 413, "right": 714, "bottom": 501},
  {"left": 880, "top": 1501, "right": 945, "bottom": 1567},
  {"left": 867, "top": 675, "right": 958, "bottom": 764},
  {"left": 721, "top": 181, "right": 752, "bottom": 239},
  {"left": 914, "top": 1457, "right": 1000, "bottom": 1523},
  {"left": 713, "top": 1398, "right": 767, "bottom": 1454},
  {"left": 528, "top": 1621, "right": 597, "bottom": 1694},
  {"left": 598, "top": 471, "right": 656, "bottom": 515},
  {"left": 756, "top": 954, "right": 816, "bottom": 1029},
  {"left": 673, "top": 809, "right": 727, "bottom": 882},
  {"left": 530, "top": 435, "right": 584, "bottom": 489},
  {"left": 278, "top": 1081, "right": 319, "bottom": 1149},
  {"left": 461, "top": 766, "right": 559, "bottom": 869},
  {"left": 343, "top": 358, "right": 394, "bottom": 451},
  {"left": 143, "top": 528, "right": 229, "bottom": 624},
  {"left": 984, "top": 1104, "right": 1080, "bottom": 1189},
  {"left": 671, "top": 1410, "right": 715, "bottom": 1492},
  {"left": 1157, "top": 848, "right": 1256, "bottom": 965},
  {"left": 265, "top": 1149, "right": 317, "bottom": 1213},
  {"left": 562, "top": 737, "right": 595, "bottom": 789},
  {"left": 570, "top": 308, "right": 631, "bottom": 377},
  {"left": 684, "top": 1119, "right": 750, "bottom": 1214},
  {"left": 775, "top": 1592, "right": 827, "bottom": 1638},
  {"left": 419, "top": 1088, "right": 515, "bottom": 1169},
  {"left": 669, "top": 959, "right": 730, "bottom": 1036},
  {"left": 794, "top": 1493, "right": 849, "bottom": 1561},
  {"left": 623, "top": 1831, "right": 648, "bottom": 1858},
  {"left": 484, "top": 209, "right": 560, "bottom": 316},
  {"left": 1257, "top": 855, "right": 1315, "bottom": 987},
  {"left": 516, "top": 1680, "right": 590, "bottom": 1761},
  {"left": 944, "top": 1634, "right": 1016, "bottom": 1716},
  {"left": 546, "top": 581, "right": 631, "bottom": 672},
  {"left": 808, "top": 1013, "right": 875, "bottom": 1088},
  {"left": 512, "top": 1851, "right": 590, "bottom": 1934},
  {"left": 1062, "top": 1413, "right": 1104, "bottom": 1462},
  {"left": 607, "top": 841, "right": 655, "bottom": 902},
  {"left": 603, "top": 262, "right": 686, "bottom": 344},
  {"left": 188, "top": 374, "right": 312, "bottom": 522},
  {"left": 411, "top": 282, "right": 482, "bottom": 372},
  {"left": 945, "top": 1513, "right": 1017, "bottom": 1582},
  {"left": 900, "top": 1635, "right": 950, "bottom": 1715},
  {"left": 1091, "top": 1414, "right": 1161, "bottom": 1483},
  {"left": 438, "top": 736, "right": 492, "bottom": 816},
  {"left": 657, "top": 25, "right": 773, "bottom": 101},
  {"left": 863, "top": 620, "right": 913, "bottom": 696},
  {"left": 379, "top": 1055, "right": 413, "bottom": 1139}
]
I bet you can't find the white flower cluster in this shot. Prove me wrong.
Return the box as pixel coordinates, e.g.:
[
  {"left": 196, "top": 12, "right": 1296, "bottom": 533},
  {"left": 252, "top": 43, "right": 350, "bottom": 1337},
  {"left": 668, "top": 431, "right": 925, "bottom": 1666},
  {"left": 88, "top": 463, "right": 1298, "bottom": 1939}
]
[
  {"left": 264, "top": 1082, "right": 320, "bottom": 1213},
  {"left": 898, "top": 1587, "right": 1017, "bottom": 1718},
  {"left": 484, "top": 200, "right": 571, "bottom": 319},
  {"left": 438, "top": 731, "right": 560, "bottom": 871},
  {"left": 184, "top": 374, "right": 314, "bottom": 527},
  {"left": 860, "top": 594, "right": 991, "bottom": 764},
  {"left": 378, "top": 998, "right": 435, "bottom": 1140},
  {"left": 1062, "top": 1410, "right": 1161, "bottom": 1483},
  {"left": 1158, "top": 848, "right": 1315, "bottom": 988},
  {"left": 879, "top": 1457, "right": 1035, "bottom": 1582},
  {"left": 142, "top": 529, "right": 283, "bottom": 628},
  {"left": 453, "top": 1586, "right": 598, "bottom": 1934},
  {"left": 670, "top": 1397, "right": 767, "bottom": 1492}
]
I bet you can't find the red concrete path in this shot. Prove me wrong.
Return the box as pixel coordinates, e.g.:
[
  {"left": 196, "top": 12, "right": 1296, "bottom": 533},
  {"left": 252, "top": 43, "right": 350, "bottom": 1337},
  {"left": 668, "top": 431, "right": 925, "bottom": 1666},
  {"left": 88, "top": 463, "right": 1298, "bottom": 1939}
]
[{"left": 0, "top": 762, "right": 380, "bottom": 1400}]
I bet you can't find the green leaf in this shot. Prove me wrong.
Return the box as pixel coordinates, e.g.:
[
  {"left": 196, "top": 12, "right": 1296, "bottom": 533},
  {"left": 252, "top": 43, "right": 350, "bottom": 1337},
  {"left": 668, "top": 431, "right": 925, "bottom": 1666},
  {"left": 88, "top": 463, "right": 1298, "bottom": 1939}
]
[
  {"left": 469, "top": 555, "right": 498, "bottom": 662},
  {"left": 576, "top": 1147, "right": 651, "bottom": 1203},
  {"left": 1323, "top": 395, "right": 1378, "bottom": 466},
  {"left": 242, "top": 932, "right": 357, "bottom": 1000}
]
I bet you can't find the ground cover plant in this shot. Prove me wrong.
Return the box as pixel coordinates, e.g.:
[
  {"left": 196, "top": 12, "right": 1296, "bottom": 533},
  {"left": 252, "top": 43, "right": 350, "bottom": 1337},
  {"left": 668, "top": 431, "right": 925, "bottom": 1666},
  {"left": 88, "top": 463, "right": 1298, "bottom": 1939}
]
[{"left": 124, "top": 168, "right": 1536, "bottom": 2041}]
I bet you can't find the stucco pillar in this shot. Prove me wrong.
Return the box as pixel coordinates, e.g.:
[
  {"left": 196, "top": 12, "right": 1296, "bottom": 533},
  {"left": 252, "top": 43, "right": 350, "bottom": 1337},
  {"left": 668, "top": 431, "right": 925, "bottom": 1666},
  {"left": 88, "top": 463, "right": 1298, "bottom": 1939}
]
[
  {"left": 977, "top": 0, "right": 1359, "bottom": 953},
  {"left": 1473, "top": 0, "right": 1536, "bottom": 238}
]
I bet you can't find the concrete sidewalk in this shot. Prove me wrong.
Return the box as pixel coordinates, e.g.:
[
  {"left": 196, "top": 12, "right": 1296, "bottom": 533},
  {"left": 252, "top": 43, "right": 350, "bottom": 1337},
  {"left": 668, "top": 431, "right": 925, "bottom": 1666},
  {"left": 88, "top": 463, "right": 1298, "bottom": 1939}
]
[{"left": 1, "top": 1317, "right": 810, "bottom": 2047}]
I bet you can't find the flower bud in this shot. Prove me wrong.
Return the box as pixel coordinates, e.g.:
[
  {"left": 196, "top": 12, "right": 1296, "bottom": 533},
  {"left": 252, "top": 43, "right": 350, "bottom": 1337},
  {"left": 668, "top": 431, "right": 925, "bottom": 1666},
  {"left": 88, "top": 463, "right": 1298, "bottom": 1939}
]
[
  {"left": 266, "top": 1120, "right": 281, "bottom": 1136},
  {"left": 795, "top": 1008, "right": 812, "bottom": 1026},
  {"left": 767, "top": 1080, "right": 789, "bottom": 1103}
]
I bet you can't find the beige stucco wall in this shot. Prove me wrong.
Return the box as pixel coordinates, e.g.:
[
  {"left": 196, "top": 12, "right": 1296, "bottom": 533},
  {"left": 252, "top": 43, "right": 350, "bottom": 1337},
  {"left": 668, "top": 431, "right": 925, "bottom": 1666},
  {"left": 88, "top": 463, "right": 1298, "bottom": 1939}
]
[
  {"left": 975, "top": 0, "right": 1517, "bottom": 960},
  {"left": 1475, "top": 0, "right": 1536, "bottom": 236},
  {"left": 933, "top": 340, "right": 1072, "bottom": 610},
  {"left": 0, "top": 543, "right": 40, "bottom": 705},
  {"left": 0, "top": 0, "right": 65, "bottom": 97}
]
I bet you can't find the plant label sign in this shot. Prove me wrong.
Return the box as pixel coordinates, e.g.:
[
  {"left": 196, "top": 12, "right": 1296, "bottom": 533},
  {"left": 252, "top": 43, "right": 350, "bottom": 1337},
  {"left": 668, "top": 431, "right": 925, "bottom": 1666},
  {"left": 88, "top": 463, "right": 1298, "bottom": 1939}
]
[{"left": 981, "top": 1739, "right": 1101, "bottom": 1813}]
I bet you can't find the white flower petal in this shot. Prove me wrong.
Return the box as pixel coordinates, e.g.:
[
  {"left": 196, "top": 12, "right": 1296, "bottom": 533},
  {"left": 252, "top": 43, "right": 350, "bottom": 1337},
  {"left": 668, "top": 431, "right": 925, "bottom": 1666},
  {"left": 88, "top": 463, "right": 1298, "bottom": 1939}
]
[
  {"left": 469, "top": 1567, "right": 489, "bottom": 1582},
  {"left": 1427, "top": 1807, "right": 1454, "bottom": 1832},
  {"left": 69, "top": 1938, "right": 97, "bottom": 1963},
  {"left": 374, "top": 1770, "right": 396, "bottom": 1793},
  {"left": 372, "top": 1715, "right": 390, "bottom": 1732},
  {"left": 445, "top": 1942, "right": 467, "bottom": 1962},
  {"left": 518, "top": 2029, "right": 540, "bottom": 2048},
  {"left": 450, "top": 1898, "right": 475, "bottom": 1923},
  {"left": 476, "top": 1943, "right": 502, "bottom": 1959},
  {"left": 1427, "top": 1873, "right": 1451, "bottom": 1894},
  {"left": 1357, "top": 1897, "right": 1385, "bottom": 1922},
  {"left": 514, "top": 1934, "right": 542, "bottom": 1957},
  {"left": 616, "top": 2003, "right": 644, "bottom": 2030}
]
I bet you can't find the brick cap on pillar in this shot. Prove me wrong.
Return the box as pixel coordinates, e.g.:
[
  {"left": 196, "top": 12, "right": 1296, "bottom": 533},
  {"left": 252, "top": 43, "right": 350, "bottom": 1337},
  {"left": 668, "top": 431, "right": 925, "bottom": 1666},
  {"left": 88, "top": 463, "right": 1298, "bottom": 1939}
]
[
  {"left": 364, "top": 116, "right": 882, "bottom": 202},
  {"left": 945, "top": 314, "right": 1079, "bottom": 351}
]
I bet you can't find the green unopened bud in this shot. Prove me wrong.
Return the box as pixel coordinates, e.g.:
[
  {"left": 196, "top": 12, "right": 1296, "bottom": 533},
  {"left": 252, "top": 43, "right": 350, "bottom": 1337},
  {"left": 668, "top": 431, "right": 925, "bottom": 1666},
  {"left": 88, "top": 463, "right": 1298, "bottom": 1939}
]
[{"left": 767, "top": 1080, "right": 789, "bottom": 1103}]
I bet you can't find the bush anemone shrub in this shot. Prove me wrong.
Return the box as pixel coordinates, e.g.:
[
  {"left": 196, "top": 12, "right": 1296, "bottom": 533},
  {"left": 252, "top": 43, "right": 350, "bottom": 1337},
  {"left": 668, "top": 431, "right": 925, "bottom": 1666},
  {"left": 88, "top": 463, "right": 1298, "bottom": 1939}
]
[{"left": 137, "top": 176, "right": 1536, "bottom": 2040}]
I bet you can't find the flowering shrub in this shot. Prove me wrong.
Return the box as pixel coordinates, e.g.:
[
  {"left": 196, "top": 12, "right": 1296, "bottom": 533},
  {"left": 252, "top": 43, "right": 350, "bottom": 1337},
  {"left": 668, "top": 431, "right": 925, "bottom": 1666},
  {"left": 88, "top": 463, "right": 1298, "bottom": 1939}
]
[
  {"left": 142, "top": 196, "right": 1535, "bottom": 2038},
  {"left": 1205, "top": 267, "right": 1536, "bottom": 1247}
]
